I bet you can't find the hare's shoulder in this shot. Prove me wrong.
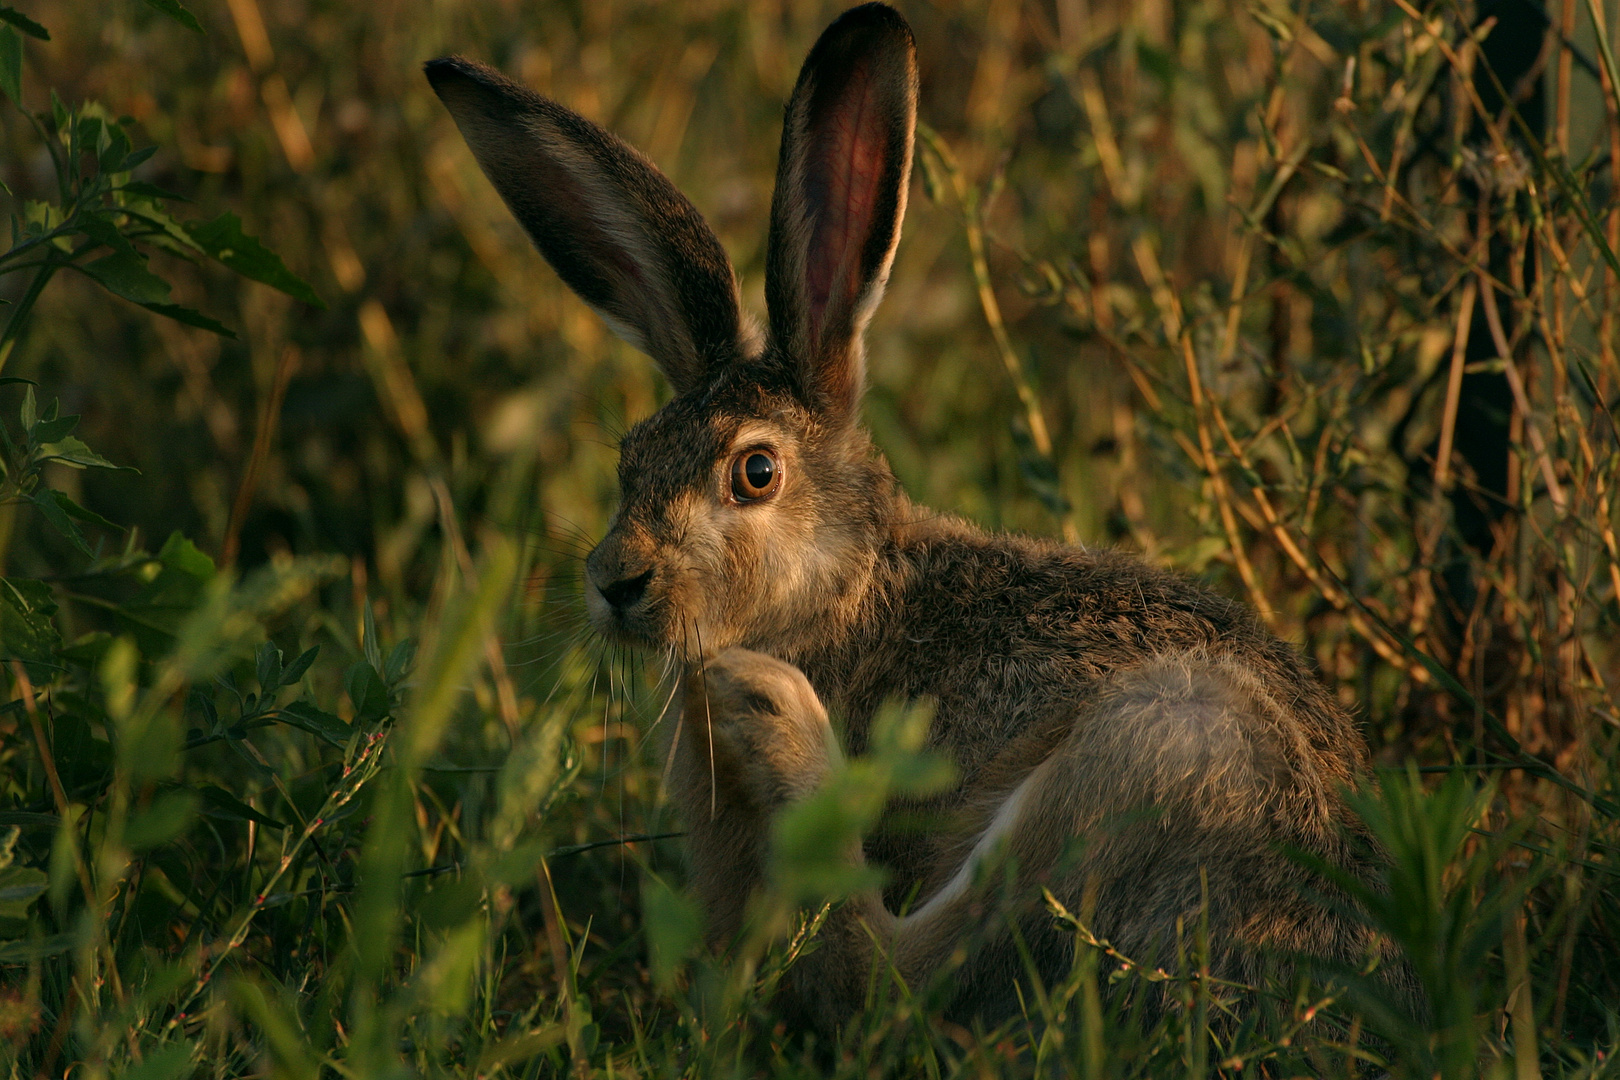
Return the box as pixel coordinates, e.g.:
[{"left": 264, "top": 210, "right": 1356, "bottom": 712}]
[{"left": 884, "top": 525, "right": 1361, "bottom": 756}]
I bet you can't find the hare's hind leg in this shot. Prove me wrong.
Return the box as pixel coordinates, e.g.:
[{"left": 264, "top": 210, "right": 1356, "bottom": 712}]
[{"left": 900, "top": 653, "right": 1373, "bottom": 1014}]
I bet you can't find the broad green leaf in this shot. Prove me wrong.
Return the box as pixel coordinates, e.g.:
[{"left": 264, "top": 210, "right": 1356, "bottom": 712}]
[
  {"left": 139, "top": 0, "right": 203, "bottom": 33},
  {"left": 189, "top": 213, "right": 323, "bottom": 307},
  {"left": 80, "top": 249, "right": 171, "bottom": 306},
  {"left": 0, "top": 25, "right": 20, "bottom": 108},
  {"left": 32, "top": 410, "right": 79, "bottom": 443},
  {"left": 158, "top": 530, "right": 215, "bottom": 581},
  {"left": 139, "top": 302, "right": 236, "bottom": 338},
  {"left": 276, "top": 700, "right": 350, "bottom": 747},
  {"left": 343, "top": 661, "right": 389, "bottom": 723},
  {"left": 279, "top": 645, "right": 318, "bottom": 687},
  {"left": 0, "top": 8, "right": 48, "bottom": 40},
  {"left": 37, "top": 434, "right": 121, "bottom": 470}
]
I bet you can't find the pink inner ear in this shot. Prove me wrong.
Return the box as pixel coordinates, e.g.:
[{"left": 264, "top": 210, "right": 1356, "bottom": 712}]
[{"left": 804, "top": 59, "right": 888, "bottom": 351}]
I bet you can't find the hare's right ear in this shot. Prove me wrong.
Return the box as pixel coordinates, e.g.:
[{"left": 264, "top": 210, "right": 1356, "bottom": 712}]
[
  {"left": 426, "top": 58, "right": 744, "bottom": 396},
  {"left": 765, "top": 4, "right": 917, "bottom": 418}
]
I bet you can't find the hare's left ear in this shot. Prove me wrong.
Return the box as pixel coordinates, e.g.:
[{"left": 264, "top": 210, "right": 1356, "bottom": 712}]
[
  {"left": 426, "top": 57, "right": 745, "bottom": 396},
  {"left": 765, "top": 3, "right": 917, "bottom": 418}
]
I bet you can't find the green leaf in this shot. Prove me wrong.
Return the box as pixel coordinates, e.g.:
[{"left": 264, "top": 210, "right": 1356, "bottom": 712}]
[
  {"left": 344, "top": 660, "right": 390, "bottom": 723},
  {"left": 19, "top": 384, "right": 34, "bottom": 430},
  {"left": 361, "top": 601, "right": 382, "bottom": 671},
  {"left": 115, "top": 533, "right": 215, "bottom": 653},
  {"left": 45, "top": 489, "right": 120, "bottom": 531},
  {"left": 0, "top": 866, "right": 46, "bottom": 918},
  {"left": 159, "top": 531, "right": 215, "bottom": 580},
  {"left": 0, "top": 25, "right": 20, "bottom": 108},
  {"left": 279, "top": 645, "right": 318, "bottom": 687},
  {"left": 384, "top": 638, "right": 415, "bottom": 685},
  {"left": 138, "top": 302, "right": 236, "bottom": 338},
  {"left": 0, "top": 577, "right": 60, "bottom": 677},
  {"left": 0, "top": 932, "right": 74, "bottom": 962},
  {"left": 37, "top": 434, "right": 121, "bottom": 470},
  {"left": 473, "top": 1029, "right": 566, "bottom": 1075},
  {"left": 641, "top": 874, "right": 700, "bottom": 991},
  {"left": 119, "top": 144, "right": 158, "bottom": 172},
  {"left": 189, "top": 213, "right": 323, "bottom": 307},
  {"left": 98, "top": 121, "right": 131, "bottom": 173},
  {"left": 50, "top": 714, "right": 112, "bottom": 792},
  {"left": 139, "top": 0, "right": 203, "bottom": 33},
  {"left": 114, "top": 1042, "right": 194, "bottom": 1080},
  {"left": 194, "top": 785, "right": 284, "bottom": 828},
  {"left": 30, "top": 489, "right": 89, "bottom": 554},
  {"left": 32, "top": 411, "right": 79, "bottom": 443},
  {"left": 276, "top": 700, "right": 350, "bottom": 747},
  {"left": 118, "top": 179, "right": 186, "bottom": 202},
  {"left": 80, "top": 250, "right": 172, "bottom": 306},
  {"left": 0, "top": 8, "right": 49, "bottom": 41},
  {"left": 125, "top": 789, "right": 199, "bottom": 850},
  {"left": 255, "top": 642, "right": 282, "bottom": 694}
]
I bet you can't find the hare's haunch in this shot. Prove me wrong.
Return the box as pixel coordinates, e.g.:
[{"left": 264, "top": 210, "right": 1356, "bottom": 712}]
[{"left": 429, "top": 2, "right": 1389, "bottom": 1029}]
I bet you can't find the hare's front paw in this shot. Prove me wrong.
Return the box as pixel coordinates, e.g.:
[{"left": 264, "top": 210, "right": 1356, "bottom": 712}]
[{"left": 679, "top": 648, "right": 835, "bottom": 811}]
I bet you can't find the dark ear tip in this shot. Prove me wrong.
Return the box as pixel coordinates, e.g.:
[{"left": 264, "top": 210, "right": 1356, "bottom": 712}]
[
  {"left": 824, "top": 2, "right": 916, "bottom": 46},
  {"left": 423, "top": 56, "right": 472, "bottom": 87},
  {"left": 423, "top": 55, "right": 519, "bottom": 102}
]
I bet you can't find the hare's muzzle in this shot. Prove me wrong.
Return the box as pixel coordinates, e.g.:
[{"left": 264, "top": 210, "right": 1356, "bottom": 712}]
[
  {"left": 585, "top": 532, "right": 664, "bottom": 641},
  {"left": 599, "top": 568, "right": 652, "bottom": 610}
]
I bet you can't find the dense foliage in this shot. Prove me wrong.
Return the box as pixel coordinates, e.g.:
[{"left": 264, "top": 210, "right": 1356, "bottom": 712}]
[{"left": 1, "top": 0, "right": 1617, "bottom": 1076}]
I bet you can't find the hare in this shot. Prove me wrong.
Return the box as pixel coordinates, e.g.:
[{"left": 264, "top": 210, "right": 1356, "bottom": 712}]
[{"left": 428, "top": 2, "right": 1389, "bottom": 1031}]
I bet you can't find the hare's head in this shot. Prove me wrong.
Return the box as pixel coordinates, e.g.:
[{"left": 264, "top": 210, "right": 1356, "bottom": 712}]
[{"left": 429, "top": 4, "right": 917, "bottom": 659}]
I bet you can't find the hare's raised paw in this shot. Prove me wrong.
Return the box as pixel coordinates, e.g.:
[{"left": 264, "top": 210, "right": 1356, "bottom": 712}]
[{"left": 679, "top": 648, "right": 835, "bottom": 811}]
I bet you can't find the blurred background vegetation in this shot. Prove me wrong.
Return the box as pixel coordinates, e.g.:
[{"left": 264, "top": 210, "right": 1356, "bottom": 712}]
[{"left": 2, "top": 0, "right": 1619, "bottom": 1075}]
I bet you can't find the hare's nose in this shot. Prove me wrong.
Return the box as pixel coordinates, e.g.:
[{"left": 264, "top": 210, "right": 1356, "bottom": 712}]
[{"left": 600, "top": 568, "right": 653, "bottom": 610}]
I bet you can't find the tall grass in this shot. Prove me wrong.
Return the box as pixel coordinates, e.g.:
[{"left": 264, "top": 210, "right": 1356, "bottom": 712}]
[{"left": 1, "top": 0, "right": 1617, "bottom": 1076}]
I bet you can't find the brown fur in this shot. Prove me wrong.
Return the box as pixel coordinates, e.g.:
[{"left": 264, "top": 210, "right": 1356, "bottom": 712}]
[{"left": 430, "top": 1, "right": 1391, "bottom": 1033}]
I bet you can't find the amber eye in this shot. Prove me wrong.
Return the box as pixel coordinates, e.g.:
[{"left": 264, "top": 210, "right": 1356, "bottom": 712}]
[{"left": 730, "top": 448, "right": 781, "bottom": 502}]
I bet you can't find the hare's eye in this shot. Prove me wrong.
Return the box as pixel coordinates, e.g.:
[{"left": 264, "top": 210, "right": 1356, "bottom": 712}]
[{"left": 730, "top": 449, "right": 781, "bottom": 502}]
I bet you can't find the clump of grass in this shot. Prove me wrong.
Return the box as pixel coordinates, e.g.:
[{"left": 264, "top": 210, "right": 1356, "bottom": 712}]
[{"left": 1, "top": 0, "right": 1617, "bottom": 1077}]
